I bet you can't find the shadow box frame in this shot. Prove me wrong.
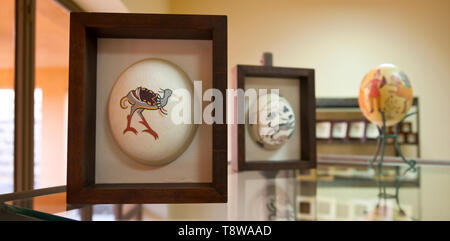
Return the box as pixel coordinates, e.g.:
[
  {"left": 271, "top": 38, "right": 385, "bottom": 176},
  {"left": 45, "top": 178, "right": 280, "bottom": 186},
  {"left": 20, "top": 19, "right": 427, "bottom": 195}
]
[
  {"left": 67, "top": 13, "right": 227, "bottom": 204},
  {"left": 233, "top": 65, "right": 317, "bottom": 172}
]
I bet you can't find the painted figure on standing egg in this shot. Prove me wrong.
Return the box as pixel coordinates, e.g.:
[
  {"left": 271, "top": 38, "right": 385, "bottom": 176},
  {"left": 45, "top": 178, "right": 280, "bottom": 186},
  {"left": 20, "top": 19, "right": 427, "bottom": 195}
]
[
  {"left": 388, "top": 72, "right": 412, "bottom": 114},
  {"left": 363, "top": 69, "right": 387, "bottom": 113}
]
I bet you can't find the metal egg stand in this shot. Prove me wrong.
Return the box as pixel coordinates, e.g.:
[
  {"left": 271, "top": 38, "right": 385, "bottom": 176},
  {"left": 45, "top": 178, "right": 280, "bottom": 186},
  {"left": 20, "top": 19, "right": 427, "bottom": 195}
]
[{"left": 369, "top": 111, "right": 417, "bottom": 216}]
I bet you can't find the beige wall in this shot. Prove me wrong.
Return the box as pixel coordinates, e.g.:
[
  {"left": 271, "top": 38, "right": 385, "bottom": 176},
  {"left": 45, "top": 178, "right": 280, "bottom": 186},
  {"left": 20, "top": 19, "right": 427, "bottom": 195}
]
[
  {"left": 121, "top": 0, "right": 450, "bottom": 159},
  {"left": 122, "top": 0, "right": 169, "bottom": 13},
  {"left": 164, "top": 0, "right": 450, "bottom": 161},
  {"left": 74, "top": 0, "right": 128, "bottom": 12}
]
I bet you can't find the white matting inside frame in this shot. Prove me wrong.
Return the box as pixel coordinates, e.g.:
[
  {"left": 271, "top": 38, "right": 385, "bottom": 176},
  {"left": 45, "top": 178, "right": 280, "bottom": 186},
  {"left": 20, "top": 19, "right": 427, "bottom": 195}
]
[{"left": 95, "top": 38, "right": 213, "bottom": 183}]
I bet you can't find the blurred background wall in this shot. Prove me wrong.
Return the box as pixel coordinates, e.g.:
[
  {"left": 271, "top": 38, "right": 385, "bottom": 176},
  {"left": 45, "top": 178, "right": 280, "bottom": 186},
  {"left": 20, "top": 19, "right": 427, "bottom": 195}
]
[{"left": 119, "top": 0, "right": 450, "bottom": 160}]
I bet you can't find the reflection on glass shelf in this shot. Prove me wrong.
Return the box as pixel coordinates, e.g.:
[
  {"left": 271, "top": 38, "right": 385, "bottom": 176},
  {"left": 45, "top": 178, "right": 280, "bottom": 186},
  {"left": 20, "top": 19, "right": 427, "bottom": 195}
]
[
  {"left": 3, "top": 163, "right": 450, "bottom": 221},
  {"left": 296, "top": 165, "right": 419, "bottom": 221},
  {"left": 231, "top": 170, "right": 296, "bottom": 221},
  {"left": 314, "top": 165, "right": 419, "bottom": 187}
]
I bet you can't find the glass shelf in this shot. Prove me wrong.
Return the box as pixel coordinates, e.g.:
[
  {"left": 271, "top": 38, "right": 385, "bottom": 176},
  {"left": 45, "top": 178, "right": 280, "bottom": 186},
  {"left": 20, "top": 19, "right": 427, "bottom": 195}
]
[{"left": 1, "top": 162, "right": 450, "bottom": 221}]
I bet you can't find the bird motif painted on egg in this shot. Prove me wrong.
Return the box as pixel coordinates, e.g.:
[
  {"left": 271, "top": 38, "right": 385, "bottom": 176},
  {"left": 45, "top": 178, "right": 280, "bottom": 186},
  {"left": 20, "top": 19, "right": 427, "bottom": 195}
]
[
  {"left": 249, "top": 93, "right": 296, "bottom": 150},
  {"left": 120, "top": 87, "right": 172, "bottom": 140}
]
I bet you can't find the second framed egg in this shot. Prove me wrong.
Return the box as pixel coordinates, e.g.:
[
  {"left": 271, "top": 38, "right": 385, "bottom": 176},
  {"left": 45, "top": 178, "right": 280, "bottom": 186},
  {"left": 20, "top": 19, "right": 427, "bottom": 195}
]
[{"left": 232, "top": 65, "right": 316, "bottom": 172}]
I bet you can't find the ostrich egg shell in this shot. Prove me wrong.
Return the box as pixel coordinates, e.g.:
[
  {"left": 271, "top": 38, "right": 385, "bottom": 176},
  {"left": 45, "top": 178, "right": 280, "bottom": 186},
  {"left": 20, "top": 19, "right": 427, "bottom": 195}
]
[
  {"left": 358, "top": 64, "right": 413, "bottom": 127},
  {"left": 108, "top": 58, "right": 197, "bottom": 166},
  {"left": 248, "top": 93, "right": 296, "bottom": 150}
]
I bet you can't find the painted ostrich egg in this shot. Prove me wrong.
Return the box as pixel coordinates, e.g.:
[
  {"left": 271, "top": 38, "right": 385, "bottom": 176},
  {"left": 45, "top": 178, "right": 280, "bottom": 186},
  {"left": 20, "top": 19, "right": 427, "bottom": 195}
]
[
  {"left": 108, "top": 58, "right": 197, "bottom": 166},
  {"left": 248, "top": 93, "right": 296, "bottom": 150},
  {"left": 358, "top": 64, "right": 413, "bottom": 127}
]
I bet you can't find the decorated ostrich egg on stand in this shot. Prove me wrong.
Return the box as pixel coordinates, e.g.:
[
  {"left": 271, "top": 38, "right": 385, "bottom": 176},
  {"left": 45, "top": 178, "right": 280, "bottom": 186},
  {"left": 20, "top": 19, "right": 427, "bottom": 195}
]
[
  {"left": 108, "top": 58, "right": 197, "bottom": 166},
  {"left": 248, "top": 93, "right": 296, "bottom": 150},
  {"left": 358, "top": 64, "right": 413, "bottom": 127}
]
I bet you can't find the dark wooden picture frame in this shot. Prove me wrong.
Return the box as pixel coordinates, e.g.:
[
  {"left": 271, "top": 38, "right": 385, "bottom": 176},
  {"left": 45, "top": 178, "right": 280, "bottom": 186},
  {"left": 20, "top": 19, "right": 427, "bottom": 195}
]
[
  {"left": 67, "top": 13, "right": 227, "bottom": 204},
  {"left": 233, "top": 65, "right": 316, "bottom": 171}
]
